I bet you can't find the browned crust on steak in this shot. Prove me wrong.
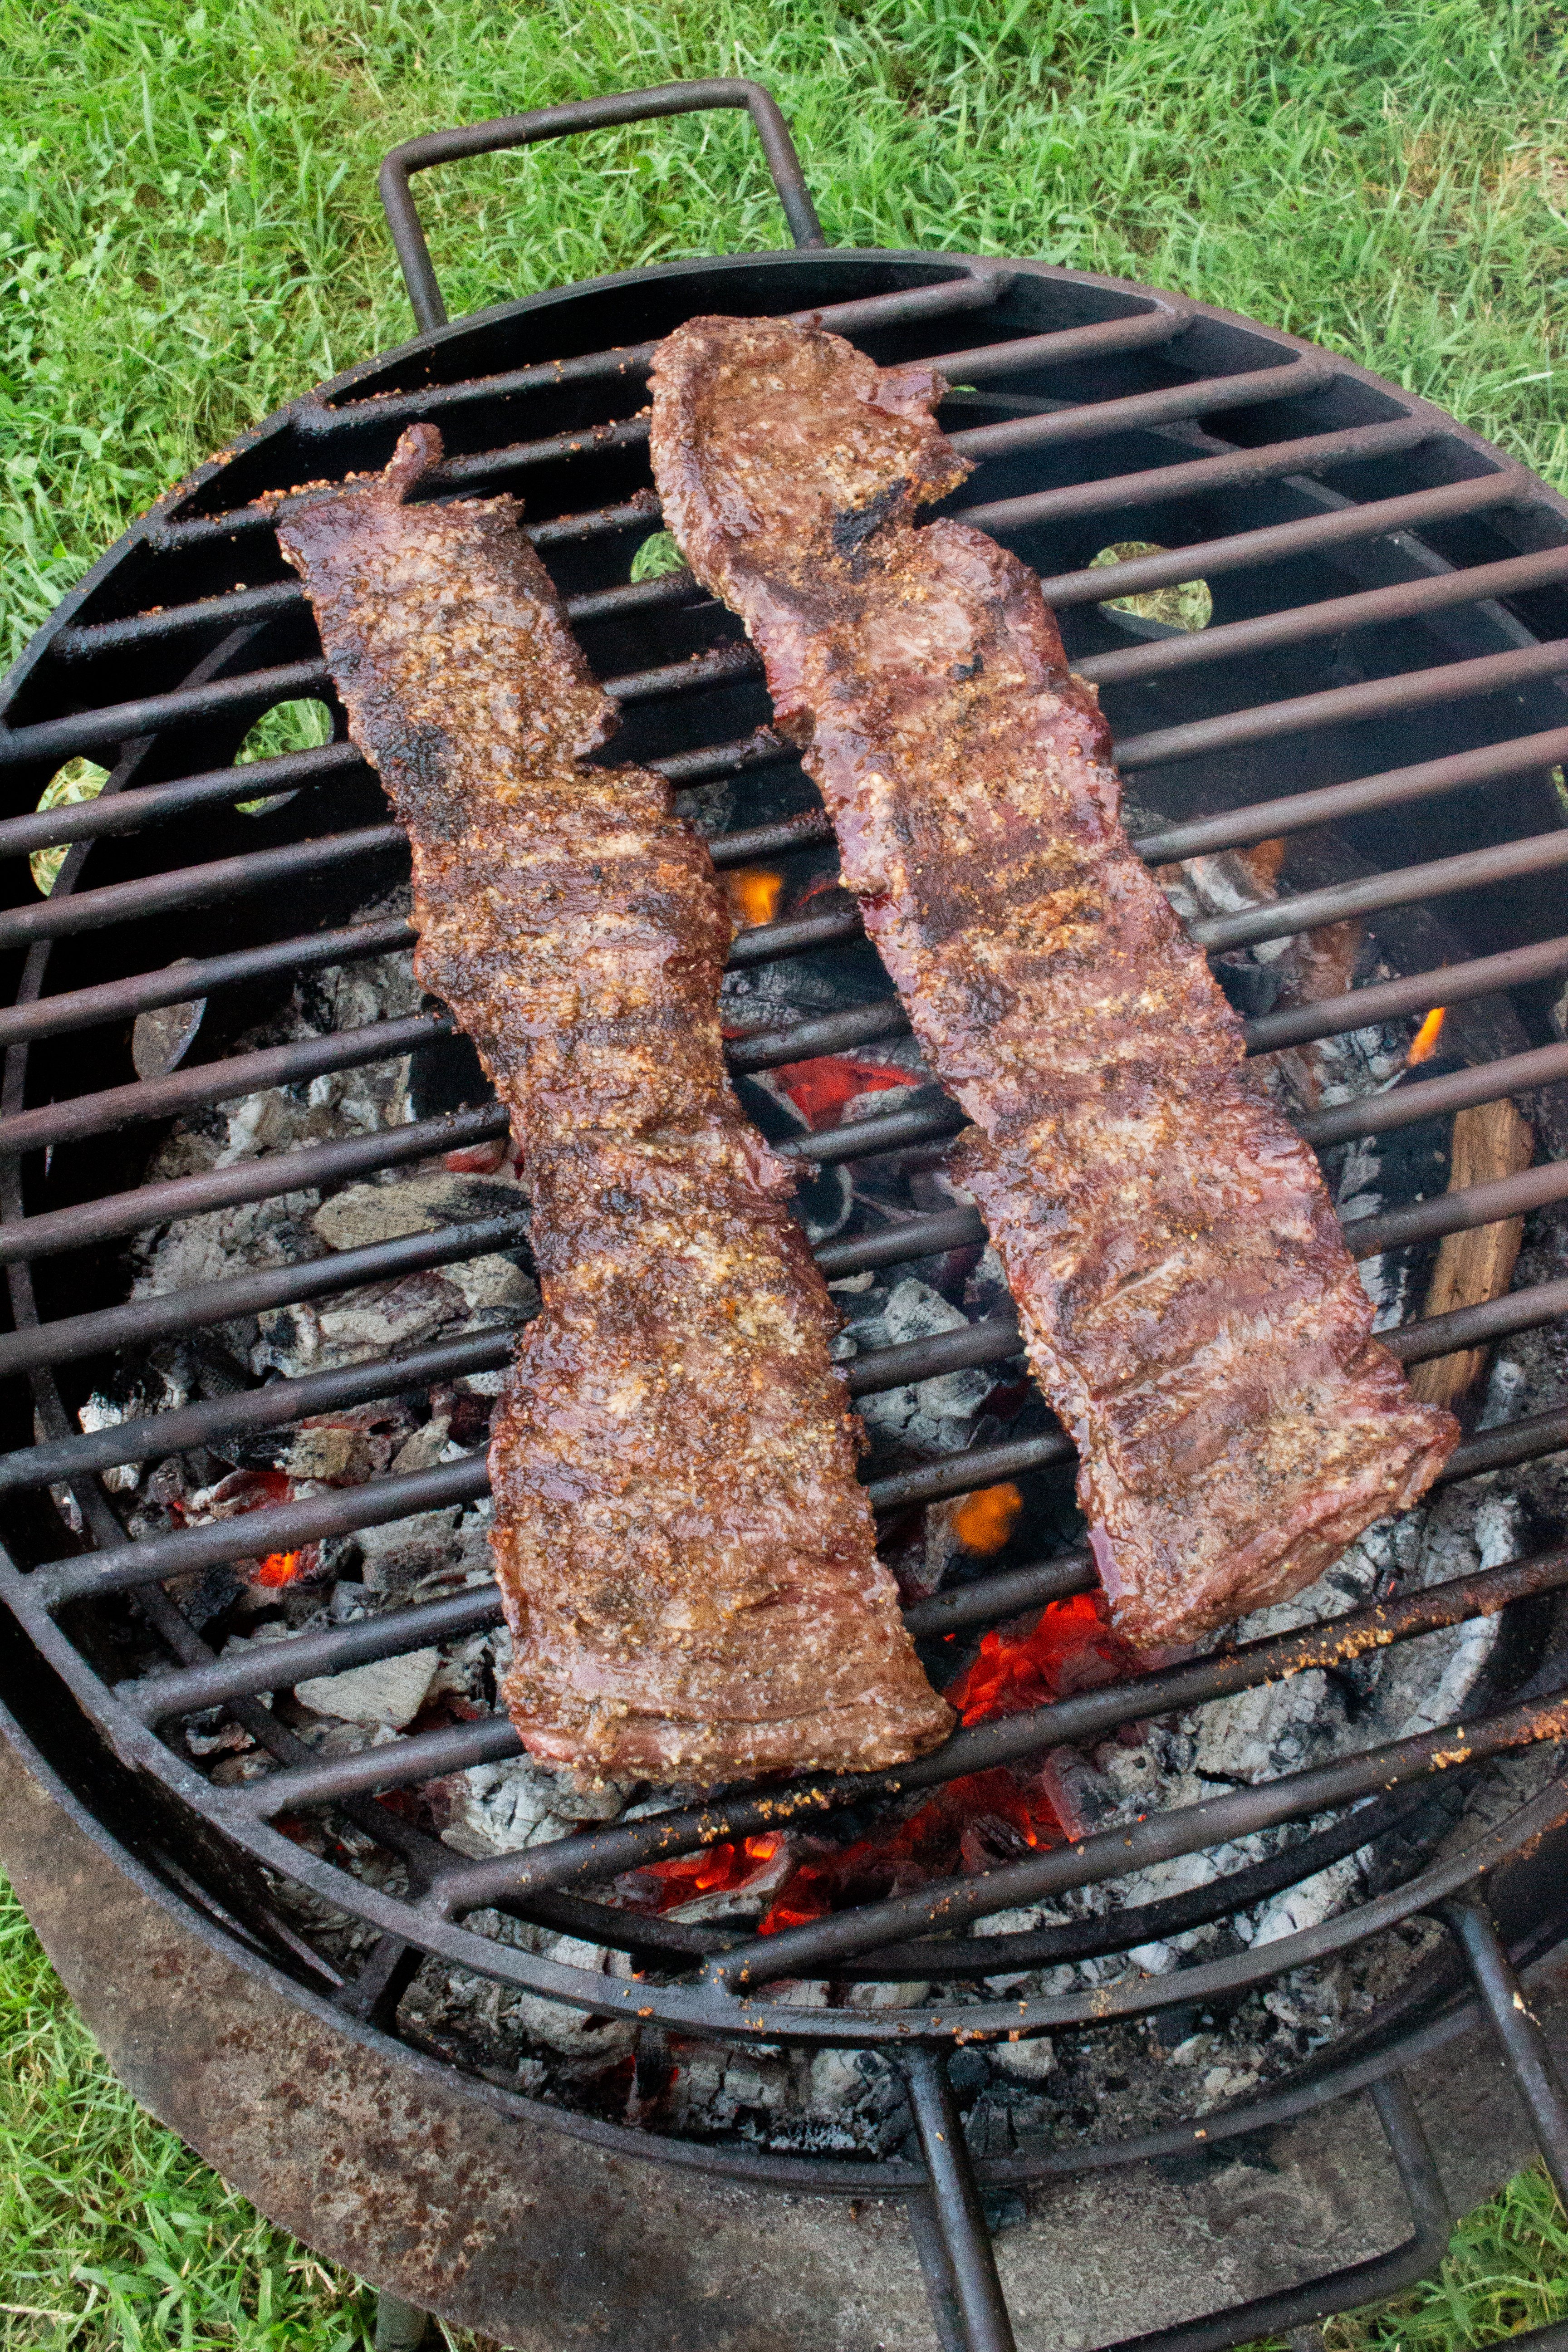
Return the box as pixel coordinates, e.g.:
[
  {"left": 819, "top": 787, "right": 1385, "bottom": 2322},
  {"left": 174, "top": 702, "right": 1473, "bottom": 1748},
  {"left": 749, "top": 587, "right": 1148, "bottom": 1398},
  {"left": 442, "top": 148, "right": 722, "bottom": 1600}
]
[
  {"left": 277, "top": 423, "right": 951, "bottom": 1782},
  {"left": 648, "top": 318, "right": 1458, "bottom": 1649}
]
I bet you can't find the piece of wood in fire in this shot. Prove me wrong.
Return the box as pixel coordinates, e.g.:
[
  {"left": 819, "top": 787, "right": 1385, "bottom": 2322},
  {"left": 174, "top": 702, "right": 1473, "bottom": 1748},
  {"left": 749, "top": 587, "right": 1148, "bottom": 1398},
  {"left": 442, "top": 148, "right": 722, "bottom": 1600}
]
[{"left": 1408, "top": 1097, "right": 1536, "bottom": 1410}]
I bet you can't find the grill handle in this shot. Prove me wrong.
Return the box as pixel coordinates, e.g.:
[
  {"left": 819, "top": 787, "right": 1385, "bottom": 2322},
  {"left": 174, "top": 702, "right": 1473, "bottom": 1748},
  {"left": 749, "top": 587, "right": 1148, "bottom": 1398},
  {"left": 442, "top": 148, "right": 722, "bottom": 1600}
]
[{"left": 379, "top": 77, "right": 827, "bottom": 332}]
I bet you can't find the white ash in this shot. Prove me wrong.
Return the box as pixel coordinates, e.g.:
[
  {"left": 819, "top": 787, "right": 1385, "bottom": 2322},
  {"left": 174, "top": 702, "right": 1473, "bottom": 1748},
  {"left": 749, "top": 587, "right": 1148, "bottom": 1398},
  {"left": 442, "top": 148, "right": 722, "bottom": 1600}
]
[
  {"left": 294, "top": 1647, "right": 441, "bottom": 1729},
  {"left": 312, "top": 1169, "right": 528, "bottom": 1251},
  {"left": 837, "top": 1276, "right": 1004, "bottom": 1450}
]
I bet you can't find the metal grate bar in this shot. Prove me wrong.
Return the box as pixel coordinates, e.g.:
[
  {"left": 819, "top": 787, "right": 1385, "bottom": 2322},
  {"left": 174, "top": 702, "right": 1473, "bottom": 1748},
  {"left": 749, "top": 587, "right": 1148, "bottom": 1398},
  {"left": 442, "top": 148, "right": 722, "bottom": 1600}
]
[
  {"left": 137, "top": 411, "right": 1441, "bottom": 568},
  {"left": 0, "top": 1009, "right": 448, "bottom": 1158},
  {"left": 1036, "top": 470, "right": 1532, "bottom": 610},
  {"left": 25, "top": 1134, "right": 1556, "bottom": 1488},
  {"left": 37, "top": 1453, "right": 494, "bottom": 1608},
  {"left": 300, "top": 291, "right": 1187, "bottom": 438},
  {"left": 1116, "top": 636, "right": 1568, "bottom": 774},
  {"left": 0, "top": 741, "right": 364, "bottom": 858},
  {"left": 843, "top": 1313, "right": 1021, "bottom": 1397},
  {"left": 774, "top": 1094, "right": 969, "bottom": 1165},
  {"left": 869, "top": 1788, "right": 1433, "bottom": 1984},
  {"left": 48, "top": 397, "right": 1509, "bottom": 686},
  {"left": 0, "top": 823, "right": 403, "bottom": 951},
  {"left": 294, "top": 327, "right": 1285, "bottom": 508},
  {"left": 17, "top": 500, "right": 1552, "bottom": 810},
  {"left": 118, "top": 1552, "right": 1093, "bottom": 1730},
  {"left": 395, "top": 1543, "right": 1568, "bottom": 1906},
  {"left": 1190, "top": 828, "right": 1568, "bottom": 955},
  {"left": 1344, "top": 1158, "right": 1568, "bottom": 1259},
  {"left": 175, "top": 1540, "right": 1568, "bottom": 1829},
  {"left": 1078, "top": 544, "right": 1568, "bottom": 691},
  {"left": 7, "top": 741, "right": 1560, "bottom": 1061},
  {"left": 0, "top": 1205, "right": 530, "bottom": 1381},
  {"left": 51, "top": 1265, "right": 1568, "bottom": 1613},
  {"left": 1384, "top": 1272, "right": 1568, "bottom": 1365},
  {"left": 946, "top": 355, "right": 1334, "bottom": 463},
  {"left": 903, "top": 2048, "right": 1018, "bottom": 2352},
  {"left": 1439, "top": 1402, "right": 1568, "bottom": 1486},
  {"left": 1446, "top": 1896, "right": 1568, "bottom": 2208},
  {"left": 54, "top": 580, "right": 308, "bottom": 664},
  {"left": 960, "top": 416, "right": 1438, "bottom": 538},
  {"left": 1296, "top": 1038, "right": 1568, "bottom": 1148},
  {"left": 0, "top": 629, "right": 767, "bottom": 775},
  {"left": 814, "top": 1208, "right": 986, "bottom": 1278},
  {"left": 0, "top": 916, "right": 415, "bottom": 1051},
  {"left": 727, "top": 996, "right": 908, "bottom": 1071},
  {"left": 0, "top": 1103, "right": 508, "bottom": 1267},
  {"left": 1136, "top": 727, "right": 1568, "bottom": 866},
  {"left": 863, "top": 1284, "right": 1568, "bottom": 1513},
  {"left": 1242, "top": 933, "right": 1568, "bottom": 1055},
  {"left": 0, "top": 657, "right": 334, "bottom": 770},
  {"left": 0, "top": 1324, "right": 518, "bottom": 1494},
  {"left": 709, "top": 1678, "right": 1568, "bottom": 1989},
  {"left": 157, "top": 464, "right": 1513, "bottom": 705},
  {"left": 124, "top": 1583, "right": 510, "bottom": 1723}
]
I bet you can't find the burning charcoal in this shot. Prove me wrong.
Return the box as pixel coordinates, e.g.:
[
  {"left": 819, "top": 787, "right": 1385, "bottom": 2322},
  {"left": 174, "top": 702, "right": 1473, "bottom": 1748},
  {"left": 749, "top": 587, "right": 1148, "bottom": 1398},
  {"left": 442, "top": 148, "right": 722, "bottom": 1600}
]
[
  {"left": 437, "top": 1753, "right": 627, "bottom": 1860},
  {"left": 1029, "top": 1748, "right": 1124, "bottom": 1843},
  {"left": 257, "top": 1258, "right": 535, "bottom": 1378},
  {"left": 131, "top": 984, "right": 206, "bottom": 1080},
  {"left": 841, "top": 1979, "right": 931, "bottom": 2011},
  {"left": 843, "top": 1277, "right": 1005, "bottom": 1452},
  {"left": 387, "top": 1412, "right": 454, "bottom": 1475},
  {"left": 294, "top": 1648, "right": 441, "bottom": 1729},
  {"left": 311, "top": 1170, "right": 529, "bottom": 1253},
  {"left": 1248, "top": 1855, "right": 1367, "bottom": 1950},
  {"left": 501, "top": 1936, "right": 636, "bottom": 2059},
  {"left": 1211, "top": 952, "right": 1283, "bottom": 1020}
]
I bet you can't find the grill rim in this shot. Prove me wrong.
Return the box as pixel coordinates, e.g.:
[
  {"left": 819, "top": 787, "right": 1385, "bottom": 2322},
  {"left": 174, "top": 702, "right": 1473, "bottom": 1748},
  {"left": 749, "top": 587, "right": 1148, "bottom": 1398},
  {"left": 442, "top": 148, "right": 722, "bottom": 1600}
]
[{"left": 3, "top": 235, "right": 1568, "bottom": 2214}]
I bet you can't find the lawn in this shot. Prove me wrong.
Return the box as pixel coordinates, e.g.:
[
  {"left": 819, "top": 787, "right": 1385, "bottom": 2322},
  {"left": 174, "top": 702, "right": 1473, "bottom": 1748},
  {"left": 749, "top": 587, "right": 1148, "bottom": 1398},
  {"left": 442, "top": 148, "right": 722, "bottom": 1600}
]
[{"left": 2, "top": 0, "right": 1568, "bottom": 2343}]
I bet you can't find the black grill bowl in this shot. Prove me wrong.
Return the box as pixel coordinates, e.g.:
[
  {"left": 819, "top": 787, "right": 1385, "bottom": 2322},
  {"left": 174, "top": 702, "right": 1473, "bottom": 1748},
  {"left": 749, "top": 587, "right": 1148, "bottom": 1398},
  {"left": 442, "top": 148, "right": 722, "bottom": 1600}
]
[{"left": 4, "top": 78, "right": 1568, "bottom": 2352}]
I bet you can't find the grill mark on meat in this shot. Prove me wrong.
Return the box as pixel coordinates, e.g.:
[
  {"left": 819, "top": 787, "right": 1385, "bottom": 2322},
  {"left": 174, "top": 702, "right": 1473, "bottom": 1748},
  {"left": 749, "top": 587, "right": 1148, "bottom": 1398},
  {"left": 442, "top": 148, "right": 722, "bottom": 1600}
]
[
  {"left": 277, "top": 423, "right": 951, "bottom": 1783},
  {"left": 648, "top": 319, "right": 1458, "bottom": 1649}
]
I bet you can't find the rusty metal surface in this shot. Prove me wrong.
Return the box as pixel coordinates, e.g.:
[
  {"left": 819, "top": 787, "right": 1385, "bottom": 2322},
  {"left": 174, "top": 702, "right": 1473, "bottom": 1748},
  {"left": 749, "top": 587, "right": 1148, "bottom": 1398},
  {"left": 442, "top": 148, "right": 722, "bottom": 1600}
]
[{"left": 4, "top": 1712, "right": 1568, "bottom": 2352}]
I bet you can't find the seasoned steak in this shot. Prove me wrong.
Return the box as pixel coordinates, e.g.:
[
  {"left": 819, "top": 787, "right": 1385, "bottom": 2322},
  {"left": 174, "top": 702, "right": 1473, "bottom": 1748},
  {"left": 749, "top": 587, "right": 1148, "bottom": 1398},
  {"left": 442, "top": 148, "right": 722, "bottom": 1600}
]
[
  {"left": 649, "top": 319, "right": 1457, "bottom": 1649},
  {"left": 277, "top": 424, "right": 951, "bottom": 1782}
]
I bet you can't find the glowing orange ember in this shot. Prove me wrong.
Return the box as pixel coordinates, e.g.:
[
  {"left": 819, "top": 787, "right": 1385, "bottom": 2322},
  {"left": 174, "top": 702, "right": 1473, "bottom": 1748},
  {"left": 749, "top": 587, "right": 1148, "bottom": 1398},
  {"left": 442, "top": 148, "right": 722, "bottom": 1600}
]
[
  {"left": 770, "top": 1054, "right": 907, "bottom": 1129},
  {"left": 726, "top": 867, "right": 785, "bottom": 928},
  {"left": 255, "top": 1550, "right": 303, "bottom": 1588},
  {"left": 942, "top": 1592, "right": 1137, "bottom": 1727},
  {"left": 1408, "top": 1006, "right": 1446, "bottom": 1065},
  {"left": 952, "top": 1482, "right": 1024, "bottom": 1554},
  {"left": 642, "top": 1832, "right": 784, "bottom": 1910},
  {"left": 758, "top": 1766, "right": 1063, "bottom": 1934}
]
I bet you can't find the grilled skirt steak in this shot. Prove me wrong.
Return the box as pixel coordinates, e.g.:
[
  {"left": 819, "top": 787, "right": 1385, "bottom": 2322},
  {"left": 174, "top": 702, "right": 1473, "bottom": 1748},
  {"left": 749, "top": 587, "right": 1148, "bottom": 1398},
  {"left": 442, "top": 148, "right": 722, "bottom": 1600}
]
[
  {"left": 277, "top": 423, "right": 951, "bottom": 1782},
  {"left": 648, "top": 319, "right": 1458, "bottom": 1649}
]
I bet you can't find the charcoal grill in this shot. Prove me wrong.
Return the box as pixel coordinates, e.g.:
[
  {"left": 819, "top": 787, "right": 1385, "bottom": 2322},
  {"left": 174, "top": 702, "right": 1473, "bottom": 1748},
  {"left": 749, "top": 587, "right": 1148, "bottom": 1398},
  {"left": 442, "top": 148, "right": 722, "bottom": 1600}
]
[{"left": 5, "top": 77, "right": 1568, "bottom": 2352}]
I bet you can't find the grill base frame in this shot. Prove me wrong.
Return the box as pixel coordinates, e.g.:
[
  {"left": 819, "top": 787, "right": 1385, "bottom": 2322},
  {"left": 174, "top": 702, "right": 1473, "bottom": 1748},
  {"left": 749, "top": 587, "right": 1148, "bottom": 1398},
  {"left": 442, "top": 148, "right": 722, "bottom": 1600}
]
[{"left": 3, "top": 1701, "right": 1562, "bottom": 2352}]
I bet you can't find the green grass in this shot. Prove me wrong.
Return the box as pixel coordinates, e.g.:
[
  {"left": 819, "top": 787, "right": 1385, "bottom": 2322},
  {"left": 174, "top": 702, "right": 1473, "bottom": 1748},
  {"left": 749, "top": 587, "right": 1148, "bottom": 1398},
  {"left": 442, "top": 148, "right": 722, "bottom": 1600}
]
[
  {"left": 0, "top": 1872, "right": 376, "bottom": 2351},
  {"left": 3, "top": 0, "right": 1568, "bottom": 2339}
]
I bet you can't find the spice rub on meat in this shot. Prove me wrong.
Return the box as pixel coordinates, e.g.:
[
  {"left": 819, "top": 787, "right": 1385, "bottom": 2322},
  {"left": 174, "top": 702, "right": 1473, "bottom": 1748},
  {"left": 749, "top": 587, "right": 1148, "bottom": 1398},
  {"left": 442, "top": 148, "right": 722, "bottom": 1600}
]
[
  {"left": 649, "top": 319, "right": 1458, "bottom": 1650},
  {"left": 277, "top": 423, "right": 951, "bottom": 1783}
]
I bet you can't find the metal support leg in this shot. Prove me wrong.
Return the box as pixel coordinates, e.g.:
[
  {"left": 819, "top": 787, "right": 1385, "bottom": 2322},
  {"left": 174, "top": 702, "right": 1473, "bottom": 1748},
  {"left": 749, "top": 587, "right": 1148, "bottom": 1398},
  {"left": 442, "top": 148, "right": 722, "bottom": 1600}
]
[
  {"left": 1025, "top": 2073, "right": 1450, "bottom": 2352},
  {"left": 373, "top": 2291, "right": 432, "bottom": 2350},
  {"left": 333, "top": 1933, "right": 424, "bottom": 2029},
  {"left": 1447, "top": 1896, "right": 1568, "bottom": 2209},
  {"left": 903, "top": 2048, "right": 1018, "bottom": 2352}
]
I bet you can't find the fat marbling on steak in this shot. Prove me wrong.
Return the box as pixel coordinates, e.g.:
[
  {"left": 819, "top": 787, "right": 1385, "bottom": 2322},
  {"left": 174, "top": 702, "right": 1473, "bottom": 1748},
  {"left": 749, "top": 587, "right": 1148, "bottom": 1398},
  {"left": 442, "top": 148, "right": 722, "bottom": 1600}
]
[
  {"left": 277, "top": 422, "right": 951, "bottom": 1783},
  {"left": 649, "top": 318, "right": 1458, "bottom": 1648}
]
